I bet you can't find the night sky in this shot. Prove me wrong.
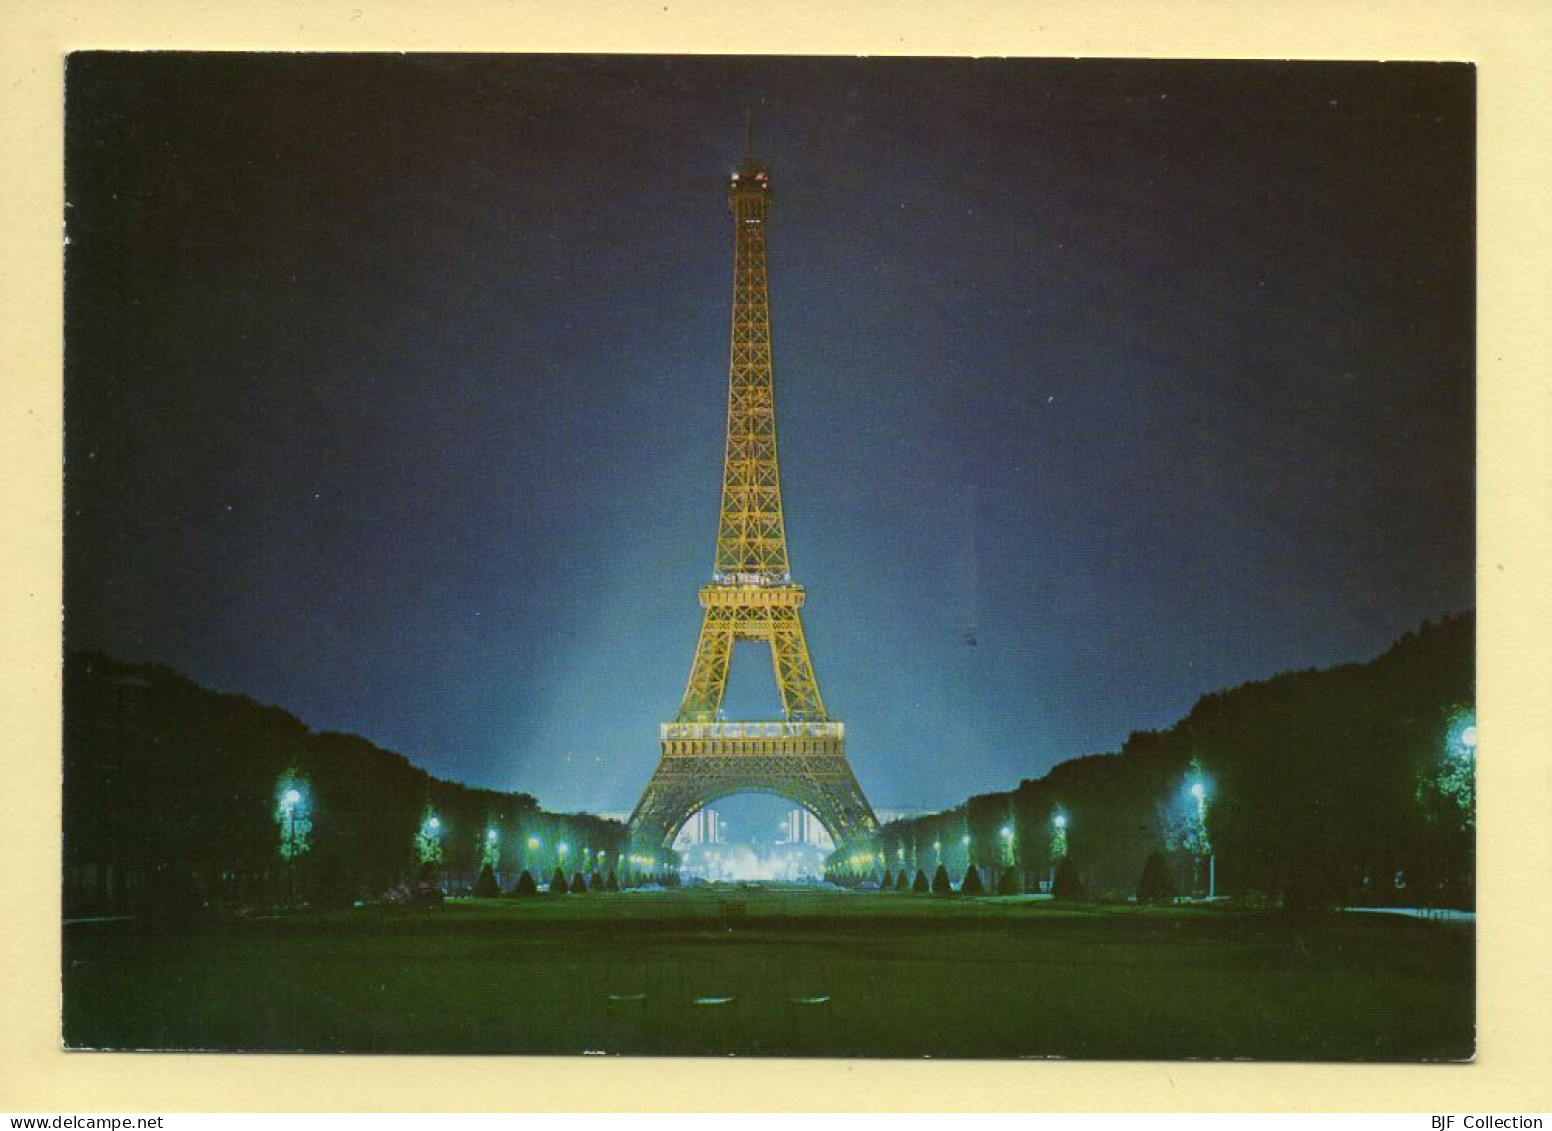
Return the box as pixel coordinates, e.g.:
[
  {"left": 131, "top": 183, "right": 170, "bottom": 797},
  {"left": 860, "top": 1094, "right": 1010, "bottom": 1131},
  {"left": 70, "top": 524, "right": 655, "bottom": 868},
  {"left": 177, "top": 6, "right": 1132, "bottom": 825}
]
[{"left": 64, "top": 54, "right": 1474, "bottom": 814}]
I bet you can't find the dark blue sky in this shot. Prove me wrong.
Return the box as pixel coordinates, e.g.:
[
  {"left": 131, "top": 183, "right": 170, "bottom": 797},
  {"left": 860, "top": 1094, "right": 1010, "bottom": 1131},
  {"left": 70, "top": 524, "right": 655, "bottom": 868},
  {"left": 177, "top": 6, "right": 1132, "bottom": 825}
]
[{"left": 64, "top": 54, "right": 1474, "bottom": 813}]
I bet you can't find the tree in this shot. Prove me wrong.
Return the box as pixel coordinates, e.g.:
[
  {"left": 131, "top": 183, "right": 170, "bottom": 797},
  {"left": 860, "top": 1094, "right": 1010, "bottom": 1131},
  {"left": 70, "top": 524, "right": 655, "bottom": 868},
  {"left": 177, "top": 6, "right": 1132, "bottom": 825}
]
[
  {"left": 590, "top": 870, "right": 604, "bottom": 892},
  {"left": 413, "top": 861, "right": 444, "bottom": 906},
  {"left": 895, "top": 870, "right": 909, "bottom": 891},
  {"left": 912, "top": 869, "right": 930, "bottom": 893},
  {"left": 414, "top": 810, "right": 444, "bottom": 865},
  {"left": 606, "top": 870, "right": 620, "bottom": 892},
  {"left": 931, "top": 864, "right": 954, "bottom": 895},
  {"left": 960, "top": 865, "right": 985, "bottom": 895},
  {"left": 314, "top": 851, "right": 354, "bottom": 908},
  {"left": 474, "top": 862, "right": 499, "bottom": 898},
  {"left": 1136, "top": 852, "right": 1175, "bottom": 903},
  {"left": 510, "top": 869, "right": 539, "bottom": 897},
  {"left": 1052, "top": 858, "right": 1085, "bottom": 900},
  {"left": 274, "top": 773, "right": 312, "bottom": 863},
  {"left": 549, "top": 867, "right": 570, "bottom": 894},
  {"left": 881, "top": 869, "right": 894, "bottom": 889},
  {"left": 997, "top": 867, "right": 1020, "bottom": 895},
  {"left": 570, "top": 871, "right": 589, "bottom": 893}
]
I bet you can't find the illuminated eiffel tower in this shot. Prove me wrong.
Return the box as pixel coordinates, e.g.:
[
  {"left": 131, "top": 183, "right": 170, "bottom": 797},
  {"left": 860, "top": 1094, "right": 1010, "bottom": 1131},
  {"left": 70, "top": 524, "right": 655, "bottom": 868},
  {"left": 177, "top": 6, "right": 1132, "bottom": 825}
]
[{"left": 627, "top": 127, "right": 879, "bottom": 864}]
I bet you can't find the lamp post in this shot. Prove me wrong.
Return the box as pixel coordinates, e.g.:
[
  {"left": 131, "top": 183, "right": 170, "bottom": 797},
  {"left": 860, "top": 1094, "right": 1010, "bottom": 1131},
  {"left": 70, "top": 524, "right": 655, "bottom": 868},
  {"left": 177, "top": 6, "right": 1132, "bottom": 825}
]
[
  {"left": 282, "top": 787, "right": 301, "bottom": 900},
  {"left": 1190, "top": 781, "right": 1213, "bottom": 899},
  {"left": 1050, "top": 813, "right": 1067, "bottom": 891}
]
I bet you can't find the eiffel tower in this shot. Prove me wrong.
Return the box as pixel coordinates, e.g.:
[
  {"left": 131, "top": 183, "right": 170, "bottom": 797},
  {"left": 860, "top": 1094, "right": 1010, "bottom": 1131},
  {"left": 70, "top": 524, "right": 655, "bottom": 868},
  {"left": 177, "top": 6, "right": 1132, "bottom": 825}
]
[{"left": 627, "top": 128, "right": 880, "bottom": 864}]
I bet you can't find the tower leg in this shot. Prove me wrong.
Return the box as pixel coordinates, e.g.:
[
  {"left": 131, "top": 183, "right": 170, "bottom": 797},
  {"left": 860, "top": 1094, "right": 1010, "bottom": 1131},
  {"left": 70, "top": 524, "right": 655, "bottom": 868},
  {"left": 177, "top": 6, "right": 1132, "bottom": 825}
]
[
  {"left": 769, "top": 606, "right": 826, "bottom": 721},
  {"left": 677, "top": 607, "right": 735, "bottom": 721}
]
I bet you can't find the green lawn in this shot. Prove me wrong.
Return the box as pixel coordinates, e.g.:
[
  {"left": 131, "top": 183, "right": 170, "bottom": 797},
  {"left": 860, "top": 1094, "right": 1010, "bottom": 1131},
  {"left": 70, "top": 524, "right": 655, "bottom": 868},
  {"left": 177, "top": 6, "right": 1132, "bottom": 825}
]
[{"left": 62, "top": 888, "right": 1474, "bottom": 1060}]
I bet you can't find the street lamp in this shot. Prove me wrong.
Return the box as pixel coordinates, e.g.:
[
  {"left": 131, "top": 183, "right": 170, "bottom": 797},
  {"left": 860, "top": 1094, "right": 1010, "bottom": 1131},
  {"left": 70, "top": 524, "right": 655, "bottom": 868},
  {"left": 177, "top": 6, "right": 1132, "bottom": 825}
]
[
  {"left": 1188, "top": 780, "right": 1213, "bottom": 898},
  {"left": 1049, "top": 812, "right": 1068, "bottom": 891},
  {"left": 280, "top": 786, "right": 304, "bottom": 899}
]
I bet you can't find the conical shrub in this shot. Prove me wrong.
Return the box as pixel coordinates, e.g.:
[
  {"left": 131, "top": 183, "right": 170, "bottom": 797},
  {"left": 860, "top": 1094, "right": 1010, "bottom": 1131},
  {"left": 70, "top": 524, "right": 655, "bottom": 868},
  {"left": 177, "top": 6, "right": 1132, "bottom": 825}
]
[
  {"left": 549, "top": 867, "right": 570, "bottom": 894},
  {"left": 959, "top": 865, "right": 985, "bottom": 895},
  {"left": 570, "top": 871, "right": 589, "bottom": 893},
  {"left": 511, "top": 869, "right": 539, "bottom": 897},
  {"left": 997, "top": 867, "right": 1021, "bottom": 895},
  {"left": 590, "top": 870, "right": 605, "bottom": 892},
  {"left": 1136, "top": 851, "right": 1175, "bottom": 903},
  {"left": 606, "top": 870, "right": 621, "bottom": 891},
  {"left": 881, "top": 869, "right": 894, "bottom": 889},
  {"left": 895, "top": 870, "right": 909, "bottom": 891},
  {"left": 912, "top": 869, "right": 930, "bottom": 893},
  {"left": 473, "top": 862, "right": 499, "bottom": 898},
  {"left": 1052, "top": 858, "right": 1085, "bottom": 900},
  {"left": 931, "top": 864, "right": 954, "bottom": 895}
]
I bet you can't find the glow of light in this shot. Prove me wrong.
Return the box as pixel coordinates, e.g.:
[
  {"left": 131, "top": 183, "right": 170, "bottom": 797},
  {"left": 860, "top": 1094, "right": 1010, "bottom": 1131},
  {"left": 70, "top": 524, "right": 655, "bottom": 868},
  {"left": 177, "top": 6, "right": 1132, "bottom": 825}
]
[
  {"left": 1053, "top": 815, "right": 1067, "bottom": 829},
  {"left": 284, "top": 789, "right": 301, "bottom": 806},
  {"left": 1190, "top": 783, "right": 1206, "bottom": 801},
  {"left": 1461, "top": 725, "right": 1477, "bottom": 749},
  {"left": 527, "top": 837, "right": 540, "bottom": 849},
  {"left": 428, "top": 817, "right": 441, "bottom": 831},
  {"left": 961, "top": 835, "right": 970, "bottom": 846},
  {"left": 486, "top": 829, "right": 498, "bottom": 842},
  {"left": 558, "top": 842, "right": 569, "bottom": 855},
  {"left": 1000, "top": 826, "right": 1013, "bottom": 839}
]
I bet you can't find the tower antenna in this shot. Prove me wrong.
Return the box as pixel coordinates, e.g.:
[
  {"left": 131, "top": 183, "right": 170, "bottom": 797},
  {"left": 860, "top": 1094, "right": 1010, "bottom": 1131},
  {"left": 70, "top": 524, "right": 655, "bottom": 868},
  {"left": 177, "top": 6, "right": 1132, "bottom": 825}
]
[{"left": 745, "top": 105, "right": 756, "bottom": 157}]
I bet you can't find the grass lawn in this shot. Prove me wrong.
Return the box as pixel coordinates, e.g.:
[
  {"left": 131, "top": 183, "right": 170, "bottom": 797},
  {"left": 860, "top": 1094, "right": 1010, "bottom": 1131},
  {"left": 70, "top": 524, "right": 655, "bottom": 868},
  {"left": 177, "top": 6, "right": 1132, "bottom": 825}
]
[{"left": 62, "top": 888, "right": 1474, "bottom": 1060}]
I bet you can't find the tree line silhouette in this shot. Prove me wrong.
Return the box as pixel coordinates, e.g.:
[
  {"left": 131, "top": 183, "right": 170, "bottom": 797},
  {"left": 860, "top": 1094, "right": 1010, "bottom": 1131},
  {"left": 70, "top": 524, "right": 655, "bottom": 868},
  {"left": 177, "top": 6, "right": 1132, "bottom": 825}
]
[
  {"left": 63, "top": 653, "right": 631, "bottom": 913},
  {"left": 878, "top": 613, "right": 1474, "bottom": 909}
]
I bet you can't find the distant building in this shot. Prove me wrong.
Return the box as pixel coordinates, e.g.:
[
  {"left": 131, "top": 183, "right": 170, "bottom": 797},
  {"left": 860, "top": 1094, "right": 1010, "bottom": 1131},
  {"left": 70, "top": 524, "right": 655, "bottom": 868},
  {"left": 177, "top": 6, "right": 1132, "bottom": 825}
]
[
  {"left": 780, "top": 807, "right": 834, "bottom": 849},
  {"left": 873, "top": 806, "right": 936, "bottom": 825},
  {"left": 677, "top": 806, "right": 723, "bottom": 846}
]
